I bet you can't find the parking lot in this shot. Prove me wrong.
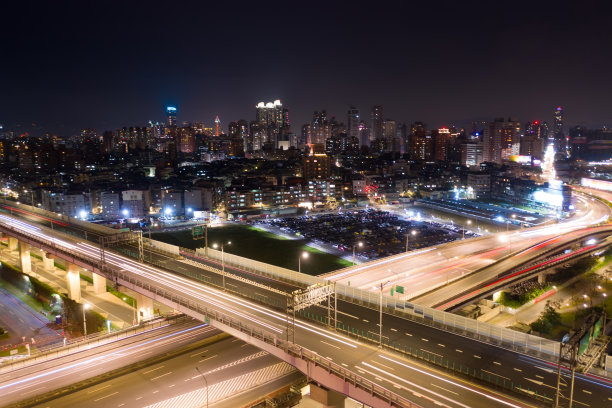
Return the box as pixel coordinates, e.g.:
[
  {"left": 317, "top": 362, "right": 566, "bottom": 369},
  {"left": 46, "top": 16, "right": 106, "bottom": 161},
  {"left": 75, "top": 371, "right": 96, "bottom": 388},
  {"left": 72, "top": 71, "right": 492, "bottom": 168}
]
[{"left": 256, "top": 209, "right": 473, "bottom": 260}]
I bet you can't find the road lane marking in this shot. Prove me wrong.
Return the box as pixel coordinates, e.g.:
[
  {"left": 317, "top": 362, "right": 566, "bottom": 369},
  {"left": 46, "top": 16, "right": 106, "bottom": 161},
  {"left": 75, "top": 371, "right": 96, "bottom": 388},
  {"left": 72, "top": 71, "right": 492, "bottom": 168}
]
[
  {"left": 455, "top": 349, "right": 463, "bottom": 353},
  {"left": 421, "top": 349, "right": 443, "bottom": 358},
  {"left": 370, "top": 360, "right": 395, "bottom": 371},
  {"left": 421, "top": 338, "right": 429, "bottom": 342},
  {"left": 320, "top": 340, "right": 341, "bottom": 350},
  {"left": 151, "top": 371, "right": 172, "bottom": 381},
  {"left": 199, "top": 355, "right": 217, "bottom": 362},
  {"left": 88, "top": 384, "right": 112, "bottom": 393},
  {"left": 190, "top": 349, "right": 208, "bottom": 357},
  {"left": 142, "top": 366, "right": 164, "bottom": 374},
  {"left": 168, "top": 384, "right": 175, "bottom": 388},
  {"left": 405, "top": 333, "right": 412, "bottom": 336},
  {"left": 437, "top": 344, "right": 445, "bottom": 348},
  {"left": 93, "top": 391, "right": 119, "bottom": 402},
  {"left": 338, "top": 310, "right": 359, "bottom": 319},
  {"left": 473, "top": 355, "right": 481, "bottom": 359},
  {"left": 513, "top": 368, "right": 522, "bottom": 372},
  {"left": 535, "top": 375, "right": 544, "bottom": 379},
  {"left": 391, "top": 328, "right": 398, "bottom": 332},
  {"left": 430, "top": 383, "right": 458, "bottom": 395},
  {"left": 482, "top": 370, "right": 510, "bottom": 381},
  {"left": 363, "top": 319, "right": 369, "bottom": 323},
  {"left": 493, "top": 361, "right": 501, "bottom": 366},
  {"left": 524, "top": 377, "right": 556, "bottom": 389},
  {"left": 19, "top": 386, "right": 47, "bottom": 395},
  {"left": 135, "top": 396, "right": 143, "bottom": 400},
  {"left": 582, "top": 390, "right": 592, "bottom": 394}
]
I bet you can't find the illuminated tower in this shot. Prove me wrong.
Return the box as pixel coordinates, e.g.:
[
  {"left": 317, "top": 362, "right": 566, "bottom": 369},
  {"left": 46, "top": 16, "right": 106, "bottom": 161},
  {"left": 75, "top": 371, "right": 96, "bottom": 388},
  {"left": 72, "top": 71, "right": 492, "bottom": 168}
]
[
  {"left": 347, "top": 106, "right": 360, "bottom": 140},
  {"left": 553, "top": 106, "right": 566, "bottom": 156},
  {"left": 371, "top": 105, "right": 384, "bottom": 140},
  {"left": 214, "top": 115, "right": 221, "bottom": 136},
  {"left": 166, "top": 106, "right": 177, "bottom": 127}
]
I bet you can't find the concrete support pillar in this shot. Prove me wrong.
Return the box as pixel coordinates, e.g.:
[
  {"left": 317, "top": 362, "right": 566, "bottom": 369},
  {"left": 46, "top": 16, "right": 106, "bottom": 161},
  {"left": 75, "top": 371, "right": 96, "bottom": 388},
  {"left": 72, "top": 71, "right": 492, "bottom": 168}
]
[
  {"left": 538, "top": 273, "right": 547, "bottom": 284},
  {"left": 18, "top": 241, "right": 31, "bottom": 274},
  {"left": 136, "top": 293, "right": 154, "bottom": 322},
  {"left": 309, "top": 383, "right": 346, "bottom": 408},
  {"left": 92, "top": 273, "right": 106, "bottom": 295},
  {"left": 65, "top": 262, "right": 81, "bottom": 302},
  {"left": 42, "top": 252, "right": 55, "bottom": 271},
  {"left": 7, "top": 237, "right": 18, "bottom": 251}
]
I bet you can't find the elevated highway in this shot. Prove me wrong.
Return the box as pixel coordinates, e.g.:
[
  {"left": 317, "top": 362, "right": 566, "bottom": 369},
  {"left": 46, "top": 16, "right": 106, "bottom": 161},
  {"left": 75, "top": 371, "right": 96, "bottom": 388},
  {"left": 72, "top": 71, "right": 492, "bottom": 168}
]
[{"left": 323, "top": 192, "right": 612, "bottom": 300}]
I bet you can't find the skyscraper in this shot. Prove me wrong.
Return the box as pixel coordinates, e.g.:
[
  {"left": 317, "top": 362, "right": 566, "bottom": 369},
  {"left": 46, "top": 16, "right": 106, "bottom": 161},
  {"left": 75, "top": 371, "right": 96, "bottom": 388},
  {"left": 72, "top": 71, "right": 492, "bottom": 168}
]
[
  {"left": 482, "top": 118, "right": 520, "bottom": 164},
  {"left": 214, "top": 115, "right": 221, "bottom": 136},
  {"left": 166, "top": 106, "right": 177, "bottom": 127},
  {"left": 553, "top": 106, "right": 563, "bottom": 137},
  {"left": 255, "top": 100, "right": 285, "bottom": 128},
  {"left": 371, "top": 105, "right": 384, "bottom": 141},
  {"left": 310, "top": 110, "right": 330, "bottom": 145},
  {"left": 347, "top": 106, "right": 360, "bottom": 140},
  {"left": 553, "top": 106, "right": 566, "bottom": 156}
]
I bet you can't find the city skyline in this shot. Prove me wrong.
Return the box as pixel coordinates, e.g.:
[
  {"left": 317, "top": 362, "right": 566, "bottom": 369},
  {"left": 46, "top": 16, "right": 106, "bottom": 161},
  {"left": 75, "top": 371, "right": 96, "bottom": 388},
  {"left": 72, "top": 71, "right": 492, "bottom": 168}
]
[{"left": 3, "top": 1, "right": 612, "bottom": 135}]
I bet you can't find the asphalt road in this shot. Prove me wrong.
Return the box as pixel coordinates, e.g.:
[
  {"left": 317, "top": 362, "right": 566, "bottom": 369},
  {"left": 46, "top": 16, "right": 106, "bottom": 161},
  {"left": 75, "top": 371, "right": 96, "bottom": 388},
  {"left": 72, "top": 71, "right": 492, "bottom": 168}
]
[
  {"left": 0, "top": 319, "right": 216, "bottom": 407},
  {"left": 29, "top": 336, "right": 300, "bottom": 408},
  {"left": 2, "top": 204, "right": 612, "bottom": 406},
  {"left": 0, "top": 287, "right": 62, "bottom": 350}
]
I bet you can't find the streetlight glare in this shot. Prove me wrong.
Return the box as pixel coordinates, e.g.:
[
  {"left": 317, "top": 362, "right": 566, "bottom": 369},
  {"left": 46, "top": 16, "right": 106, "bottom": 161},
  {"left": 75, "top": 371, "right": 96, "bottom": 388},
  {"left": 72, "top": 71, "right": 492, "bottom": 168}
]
[
  {"left": 84, "top": 303, "right": 90, "bottom": 310},
  {"left": 302, "top": 251, "right": 309, "bottom": 258}
]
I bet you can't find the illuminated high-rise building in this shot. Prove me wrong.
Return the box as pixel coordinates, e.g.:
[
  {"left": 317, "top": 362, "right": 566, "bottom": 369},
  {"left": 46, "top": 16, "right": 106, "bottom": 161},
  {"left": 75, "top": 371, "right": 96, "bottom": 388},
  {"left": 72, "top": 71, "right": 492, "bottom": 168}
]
[
  {"left": 371, "top": 105, "right": 384, "bottom": 141},
  {"left": 214, "top": 115, "right": 221, "bottom": 136},
  {"left": 166, "top": 106, "right": 177, "bottom": 127},
  {"left": 552, "top": 106, "right": 567, "bottom": 156},
  {"left": 347, "top": 106, "right": 360, "bottom": 140},
  {"left": 310, "top": 110, "right": 330, "bottom": 145},
  {"left": 482, "top": 118, "right": 520, "bottom": 164},
  {"left": 553, "top": 106, "right": 563, "bottom": 138},
  {"left": 255, "top": 100, "right": 285, "bottom": 128}
]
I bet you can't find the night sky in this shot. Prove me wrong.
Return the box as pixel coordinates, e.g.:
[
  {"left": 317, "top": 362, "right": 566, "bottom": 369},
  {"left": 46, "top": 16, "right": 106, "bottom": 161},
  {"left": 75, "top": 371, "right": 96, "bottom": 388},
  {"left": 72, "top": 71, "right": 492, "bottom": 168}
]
[{"left": 2, "top": 1, "right": 612, "bottom": 135}]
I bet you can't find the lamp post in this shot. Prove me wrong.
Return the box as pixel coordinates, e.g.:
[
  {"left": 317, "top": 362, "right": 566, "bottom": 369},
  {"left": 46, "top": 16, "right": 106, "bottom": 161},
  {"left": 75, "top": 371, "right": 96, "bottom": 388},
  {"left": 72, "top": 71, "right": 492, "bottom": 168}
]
[
  {"left": 298, "top": 251, "right": 308, "bottom": 274},
  {"left": 463, "top": 219, "right": 472, "bottom": 240},
  {"left": 213, "top": 241, "right": 231, "bottom": 290},
  {"left": 405, "top": 230, "right": 416, "bottom": 252},
  {"left": 353, "top": 242, "right": 363, "bottom": 265},
  {"left": 123, "top": 297, "right": 136, "bottom": 325},
  {"left": 195, "top": 366, "right": 209, "bottom": 408},
  {"left": 379, "top": 280, "right": 390, "bottom": 347},
  {"left": 82, "top": 303, "right": 90, "bottom": 337}
]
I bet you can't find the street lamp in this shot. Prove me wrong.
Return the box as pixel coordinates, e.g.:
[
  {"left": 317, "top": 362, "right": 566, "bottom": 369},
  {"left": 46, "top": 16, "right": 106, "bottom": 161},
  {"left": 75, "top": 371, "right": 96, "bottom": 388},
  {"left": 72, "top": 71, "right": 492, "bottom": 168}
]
[
  {"left": 405, "top": 229, "right": 417, "bottom": 252},
  {"left": 123, "top": 296, "right": 137, "bottom": 325},
  {"left": 463, "top": 220, "right": 472, "bottom": 240},
  {"left": 122, "top": 209, "right": 129, "bottom": 218},
  {"left": 82, "top": 303, "right": 90, "bottom": 337},
  {"left": 379, "top": 280, "right": 390, "bottom": 347},
  {"left": 298, "top": 251, "right": 308, "bottom": 274},
  {"left": 195, "top": 366, "right": 209, "bottom": 408},
  {"left": 353, "top": 242, "right": 363, "bottom": 265},
  {"left": 213, "top": 241, "right": 231, "bottom": 290}
]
